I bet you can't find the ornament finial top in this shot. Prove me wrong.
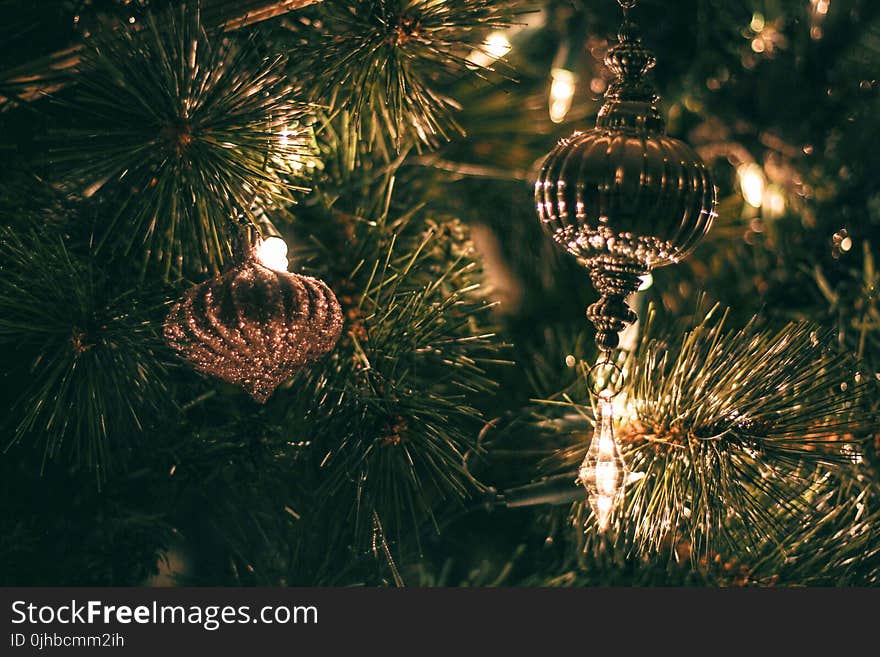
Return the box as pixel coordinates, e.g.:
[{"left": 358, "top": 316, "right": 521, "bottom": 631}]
[
  {"left": 597, "top": 3, "right": 664, "bottom": 133},
  {"left": 608, "top": 20, "right": 655, "bottom": 80}
]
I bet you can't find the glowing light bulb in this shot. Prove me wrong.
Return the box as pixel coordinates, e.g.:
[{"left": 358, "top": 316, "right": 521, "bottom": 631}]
[
  {"left": 764, "top": 185, "right": 786, "bottom": 219},
  {"left": 578, "top": 398, "right": 628, "bottom": 532},
  {"left": 466, "top": 31, "right": 511, "bottom": 68},
  {"left": 738, "top": 163, "right": 765, "bottom": 208},
  {"left": 750, "top": 13, "right": 765, "bottom": 33},
  {"left": 638, "top": 272, "right": 653, "bottom": 291},
  {"left": 256, "top": 236, "right": 289, "bottom": 272},
  {"left": 484, "top": 32, "right": 512, "bottom": 60},
  {"left": 549, "top": 68, "right": 577, "bottom": 124},
  {"left": 809, "top": 3, "right": 829, "bottom": 42}
]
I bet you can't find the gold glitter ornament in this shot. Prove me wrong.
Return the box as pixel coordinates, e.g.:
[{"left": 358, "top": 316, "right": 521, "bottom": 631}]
[{"left": 164, "top": 234, "right": 343, "bottom": 403}]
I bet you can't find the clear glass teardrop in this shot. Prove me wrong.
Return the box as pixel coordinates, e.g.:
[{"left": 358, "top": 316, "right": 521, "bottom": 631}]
[{"left": 578, "top": 399, "right": 628, "bottom": 531}]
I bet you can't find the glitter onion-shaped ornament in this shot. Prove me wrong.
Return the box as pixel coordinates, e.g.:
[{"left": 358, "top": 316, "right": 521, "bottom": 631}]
[
  {"left": 164, "top": 232, "right": 343, "bottom": 403},
  {"left": 536, "top": 2, "right": 716, "bottom": 351}
]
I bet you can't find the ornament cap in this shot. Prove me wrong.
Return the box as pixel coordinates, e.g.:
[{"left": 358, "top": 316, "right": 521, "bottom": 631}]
[
  {"left": 597, "top": 18, "right": 665, "bottom": 134},
  {"left": 607, "top": 20, "right": 656, "bottom": 79}
]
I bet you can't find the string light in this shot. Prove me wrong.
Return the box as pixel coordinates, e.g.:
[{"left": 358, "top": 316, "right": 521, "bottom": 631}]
[
  {"left": 763, "top": 185, "right": 786, "bottom": 219},
  {"left": 484, "top": 32, "right": 512, "bottom": 60},
  {"left": 831, "top": 229, "right": 852, "bottom": 259},
  {"left": 549, "top": 68, "right": 577, "bottom": 123},
  {"left": 738, "top": 163, "right": 765, "bottom": 208},
  {"left": 465, "top": 11, "right": 548, "bottom": 69},
  {"left": 279, "top": 126, "right": 304, "bottom": 170},
  {"left": 811, "top": 0, "right": 831, "bottom": 40},
  {"left": 255, "top": 236, "right": 289, "bottom": 272},
  {"left": 278, "top": 125, "right": 313, "bottom": 171},
  {"left": 746, "top": 13, "right": 786, "bottom": 57},
  {"left": 750, "top": 13, "right": 765, "bottom": 33},
  {"left": 466, "top": 31, "right": 511, "bottom": 68}
]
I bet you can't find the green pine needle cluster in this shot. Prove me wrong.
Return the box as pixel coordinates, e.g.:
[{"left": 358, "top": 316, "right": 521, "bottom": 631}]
[
  {"left": 1, "top": 0, "right": 878, "bottom": 587},
  {"left": 275, "top": 144, "right": 502, "bottom": 553},
  {"left": 315, "top": 223, "right": 497, "bottom": 540},
  {"left": 0, "top": 222, "right": 169, "bottom": 474},
  {"left": 282, "top": 0, "right": 518, "bottom": 151},
  {"left": 539, "top": 303, "right": 875, "bottom": 567},
  {"left": 52, "top": 5, "right": 312, "bottom": 276}
]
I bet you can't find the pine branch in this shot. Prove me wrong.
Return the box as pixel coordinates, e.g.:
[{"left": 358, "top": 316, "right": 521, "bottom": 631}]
[
  {"left": 0, "top": 456, "right": 175, "bottom": 585},
  {"left": 261, "top": 136, "right": 505, "bottom": 550},
  {"left": 301, "top": 221, "right": 499, "bottom": 546},
  {"left": 0, "top": 222, "right": 170, "bottom": 476},
  {"left": 281, "top": 0, "right": 521, "bottom": 151},
  {"left": 523, "top": 303, "right": 876, "bottom": 564},
  {"left": 744, "top": 474, "right": 880, "bottom": 585},
  {"left": 149, "top": 412, "right": 309, "bottom": 585},
  {"left": 0, "top": 0, "right": 323, "bottom": 108},
  {"left": 50, "top": 4, "right": 313, "bottom": 276}
]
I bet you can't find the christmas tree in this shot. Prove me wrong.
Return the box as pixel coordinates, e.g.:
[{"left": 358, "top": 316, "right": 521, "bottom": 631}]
[{"left": 1, "top": 0, "right": 878, "bottom": 587}]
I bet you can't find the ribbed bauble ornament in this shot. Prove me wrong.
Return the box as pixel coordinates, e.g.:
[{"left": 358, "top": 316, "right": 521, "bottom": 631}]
[
  {"left": 164, "top": 231, "right": 343, "bottom": 403},
  {"left": 536, "top": 1, "right": 716, "bottom": 352}
]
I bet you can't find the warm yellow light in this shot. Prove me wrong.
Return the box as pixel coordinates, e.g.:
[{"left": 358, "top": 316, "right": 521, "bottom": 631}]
[
  {"left": 255, "top": 236, "right": 289, "bottom": 272},
  {"left": 466, "top": 31, "right": 511, "bottom": 68},
  {"left": 611, "top": 391, "right": 633, "bottom": 423},
  {"left": 618, "top": 321, "right": 639, "bottom": 352},
  {"left": 738, "top": 163, "right": 766, "bottom": 208},
  {"left": 638, "top": 272, "right": 653, "bottom": 291},
  {"left": 813, "top": 0, "right": 830, "bottom": 16},
  {"left": 811, "top": 0, "right": 830, "bottom": 39},
  {"left": 750, "top": 13, "right": 765, "bottom": 32},
  {"left": 840, "top": 236, "right": 853, "bottom": 252},
  {"left": 485, "top": 32, "right": 512, "bottom": 60},
  {"left": 549, "top": 68, "right": 577, "bottom": 124},
  {"left": 279, "top": 126, "right": 308, "bottom": 170},
  {"left": 764, "top": 185, "right": 786, "bottom": 218},
  {"left": 578, "top": 398, "right": 628, "bottom": 532}
]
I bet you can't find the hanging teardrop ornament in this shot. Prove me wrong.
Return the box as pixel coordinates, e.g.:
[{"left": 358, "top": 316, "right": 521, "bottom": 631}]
[
  {"left": 536, "top": 0, "right": 716, "bottom": 530},
  {"left": 580, "top": 395, "right": 628, "bottom": 532},
  {"left": 579, "top": 357, "right": 631, "bottom": 531}
]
